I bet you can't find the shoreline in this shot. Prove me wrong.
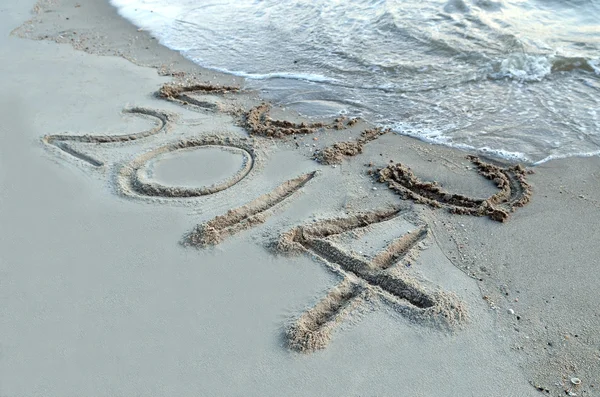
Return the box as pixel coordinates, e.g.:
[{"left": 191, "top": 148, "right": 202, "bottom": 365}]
[
  {"left": 1, "top": 1, "right": 599, "bottom": 396},
  {"left": 108, "top": 0, "right": 600, "bottom": 167}
]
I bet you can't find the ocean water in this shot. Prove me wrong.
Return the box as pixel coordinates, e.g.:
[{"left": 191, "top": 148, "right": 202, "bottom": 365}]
[{"left": 111, "top": 0, "right": 600, "bottom": 164}]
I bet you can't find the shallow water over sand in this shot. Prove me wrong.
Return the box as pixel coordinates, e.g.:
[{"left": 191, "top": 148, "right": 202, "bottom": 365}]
[{"left": 111, "top": 0, "right": 600, "bottom": 163}]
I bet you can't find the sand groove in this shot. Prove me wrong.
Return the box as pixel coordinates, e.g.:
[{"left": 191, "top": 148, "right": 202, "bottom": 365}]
[
  {"left": 286, "top": 279, "right": 365, "bottom": 352},
  {"left": 278, "top": 209, "right": 465, "bottom": 352},
  {"left": 184, "top": 172, "right": 317, "bottom": 247},
  {"left": 316, "top": 127, "right": 390, "bottom": 165},
  {"left": 157, "top": 83, "right": 240, "bottom": 110},
  {"left": 371, "top": 226, "right": 428, "bottom": 270},
  {"left": 43, "top": 107, "right": 174, "bottom": 167},
  {"left": 376, "top": 156, "right": 532, "bottom": 222},
  {"left": 244, "top": 103, "right": 328, "bottom": 137},
  {"left": 118, "top": 136, "right": 256, "bottom": 198}
]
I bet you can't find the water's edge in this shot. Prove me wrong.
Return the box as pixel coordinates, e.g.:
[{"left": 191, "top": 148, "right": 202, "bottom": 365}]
[{"left": 109, "top": 0, "right": 600, "bottom": 165}]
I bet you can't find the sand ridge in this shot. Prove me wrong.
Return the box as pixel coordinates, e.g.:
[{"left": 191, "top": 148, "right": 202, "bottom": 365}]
[
  {"left": 244, "top": 103, "right": 328, "bottom": 137},
  {"left": 375, "top": 156, "right": 532, "bottom": 222},
  {"left": 244, "top": 104, "right": 366, "bottom": 138},
  {"left": 277, "top": 208, "right": 466, "bottom": 352},
  {"left": 184, "top": 171, "right": 317, "bottom": 247},
  {"left": 315, "top": 127, "right": 390, "bottom": 165},
  {"left": 157, "top": 82, "right": 240, "bottom": 111}
]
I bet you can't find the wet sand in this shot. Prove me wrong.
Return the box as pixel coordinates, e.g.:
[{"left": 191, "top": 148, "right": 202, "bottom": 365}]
[{"left": 1, "top": 1, "right": 599, "bottom": 396}]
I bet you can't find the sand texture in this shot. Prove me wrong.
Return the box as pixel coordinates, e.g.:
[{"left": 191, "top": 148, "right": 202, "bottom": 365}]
[{"left": 1, "top": 1, "right": 599, "bottom": 396}]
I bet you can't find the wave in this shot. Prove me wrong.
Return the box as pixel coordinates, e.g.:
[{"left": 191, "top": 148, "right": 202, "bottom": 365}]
[
  {"left": 487, "top": 53, "right": 600, "bottom": 82},
  {"left": 487, "top": 54, "right": 552, "bottom": 82},
  {"left": 109, "top": 0, "right": 600, "bottom": 164},
  {"left": 200, "top": 68, "right": 338, "bottom": 83},
  {"left": 533, "top": 149, "right": 600, "bottom": 165},
  {"left": 389, "top": 122, "right": 532, "bottom": 163}
]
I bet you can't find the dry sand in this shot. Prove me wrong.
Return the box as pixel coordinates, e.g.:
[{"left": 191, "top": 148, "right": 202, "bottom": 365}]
[{"left": 1, "top": 1, "right": 599, "bottom": 396}]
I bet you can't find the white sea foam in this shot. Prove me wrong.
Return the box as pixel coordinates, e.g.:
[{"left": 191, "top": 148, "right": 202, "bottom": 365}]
[
  {"left": 198, "top": 68, "right": 338, "bottom": 83},
  {"left": 110, "top": 0, "right": 180, "bottom": 29},
  {"left": 533, "top": 150, "right": 600, "bottom": 166},
  {"left": 475, "top": 147, "right": 531, "bottom": 163},
  {"left": 390, "top": 123, "right": 531, "bottom": 163},
  {"left": 488, "top": 54, "right": 552, "bottom": 82}
]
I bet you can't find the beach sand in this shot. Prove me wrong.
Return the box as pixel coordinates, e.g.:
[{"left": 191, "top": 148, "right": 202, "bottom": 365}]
[{"left": 1, "top": 1, "right": 598, "bottom": 396}]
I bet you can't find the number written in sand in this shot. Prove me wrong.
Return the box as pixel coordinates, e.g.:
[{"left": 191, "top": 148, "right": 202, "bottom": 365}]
[
  {"left": 43, "top": 107, "right": 175, "bottom": 167},
  {"left": 42, "top": 107, "right": 259, "bottom": 197},
  {"left": 276, "top": 208, "right": 466, "bottom": 353}
]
